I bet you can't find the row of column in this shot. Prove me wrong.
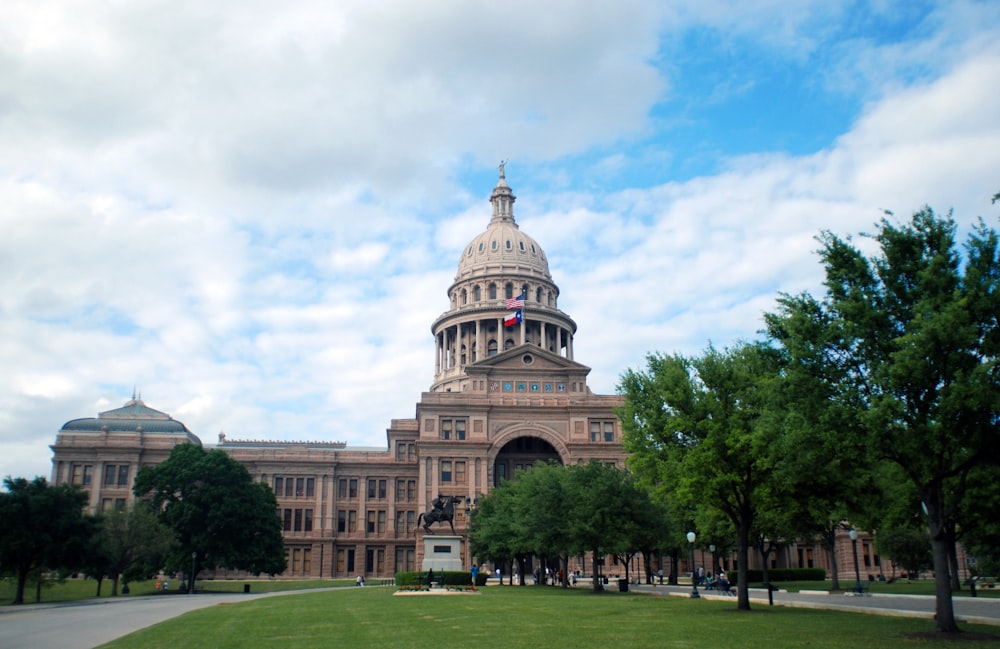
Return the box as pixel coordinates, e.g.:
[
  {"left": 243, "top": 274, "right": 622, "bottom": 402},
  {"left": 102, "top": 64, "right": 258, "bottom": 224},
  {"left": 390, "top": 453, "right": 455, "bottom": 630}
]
[{"left": 435, "top": 316, "right": 574, "bottom": 373}]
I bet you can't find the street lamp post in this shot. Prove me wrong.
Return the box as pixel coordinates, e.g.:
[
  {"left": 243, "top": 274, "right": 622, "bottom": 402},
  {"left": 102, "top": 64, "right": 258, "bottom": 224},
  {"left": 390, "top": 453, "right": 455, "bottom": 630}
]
[
  {"left": 848, "top": 529, "right": 862, "bottom": 594},
  {"left": 190, "top": 551, "right": 197, "bottom": 596},
  {"left": 709, "top": 544, "right": 716, "bottom": 576},
  {"left": 687, "top": 531, "right": 700, "bottom": 599}
]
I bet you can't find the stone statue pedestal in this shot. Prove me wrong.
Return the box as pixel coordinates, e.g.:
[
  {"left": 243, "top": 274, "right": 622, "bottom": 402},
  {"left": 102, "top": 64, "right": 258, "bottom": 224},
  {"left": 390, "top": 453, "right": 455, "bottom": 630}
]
[{"left": 421, "top": 535, "right": 464, "bottom": 572}]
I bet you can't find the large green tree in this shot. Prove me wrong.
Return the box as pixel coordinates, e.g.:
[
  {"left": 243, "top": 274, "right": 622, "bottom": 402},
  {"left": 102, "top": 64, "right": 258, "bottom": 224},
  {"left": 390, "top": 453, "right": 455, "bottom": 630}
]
[
  {"left": 619, "top": 341, "right": 784, "bottom": 610},
  {"left": 765, "top": 208, "right": 1000, "bottom": 633},
  {"left": 133, "top": 444, "right": 286, "bottom": 589},
  {"left": 0, "top": 477, "right": 94, "bottom": 604}
]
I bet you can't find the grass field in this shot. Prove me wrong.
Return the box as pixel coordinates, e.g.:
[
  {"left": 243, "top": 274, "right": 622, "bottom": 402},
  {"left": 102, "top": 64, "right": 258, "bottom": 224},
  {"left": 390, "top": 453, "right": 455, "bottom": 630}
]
[{"left": 96, "top": 585, "right": 999, "bottom": 649}]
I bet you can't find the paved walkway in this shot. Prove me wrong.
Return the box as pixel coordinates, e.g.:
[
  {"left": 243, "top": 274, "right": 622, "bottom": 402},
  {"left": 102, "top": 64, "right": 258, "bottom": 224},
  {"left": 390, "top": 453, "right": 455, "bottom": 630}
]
[
  {"left": 0, "top": 588, "right": 345, "bottom": 649},
  {"left": 628, "top": 583, "right": 1000, "bottom": 627},
  {"left": 1, "top": 584, "right": 997, "bottom": 648}
]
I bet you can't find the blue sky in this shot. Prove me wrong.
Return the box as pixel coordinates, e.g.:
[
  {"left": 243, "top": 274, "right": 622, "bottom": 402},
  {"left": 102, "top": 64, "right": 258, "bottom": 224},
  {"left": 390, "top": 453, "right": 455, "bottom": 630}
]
[{"left": 2, "top": 0, "right": 999, "bottom": 483}]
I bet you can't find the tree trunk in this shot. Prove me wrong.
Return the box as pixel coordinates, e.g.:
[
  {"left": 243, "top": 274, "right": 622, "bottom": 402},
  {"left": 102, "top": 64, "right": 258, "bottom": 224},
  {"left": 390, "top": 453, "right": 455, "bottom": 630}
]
[
  {"left": 669, "top": 551, "right": 679, "bottom": 585},
  {"left": 926, "top": 494, "right": 960, "bottom": 633},
  {"left": 736, "top": 524, "right": 751, "bottom": 611},
  {"left": 592, "top": 549, "right": 602, "bottom": 592},
  {"left": 824, "top": 527, "right": 841, "bottom": 591}
]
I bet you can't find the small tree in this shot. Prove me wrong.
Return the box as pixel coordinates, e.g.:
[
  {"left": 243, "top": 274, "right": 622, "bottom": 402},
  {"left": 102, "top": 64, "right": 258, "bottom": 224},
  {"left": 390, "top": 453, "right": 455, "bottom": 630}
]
[
  {"left": 0, "top": 477, "right": 93, "bottom": 604},
  {"left": 878, "top": 527, "right": 932, "bottom": 578}
]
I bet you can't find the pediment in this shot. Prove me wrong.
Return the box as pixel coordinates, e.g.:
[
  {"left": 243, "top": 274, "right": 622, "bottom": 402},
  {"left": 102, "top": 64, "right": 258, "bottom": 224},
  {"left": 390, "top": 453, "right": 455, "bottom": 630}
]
[{"left": 465, "top": 344, "right": 591, "bottom": 377}]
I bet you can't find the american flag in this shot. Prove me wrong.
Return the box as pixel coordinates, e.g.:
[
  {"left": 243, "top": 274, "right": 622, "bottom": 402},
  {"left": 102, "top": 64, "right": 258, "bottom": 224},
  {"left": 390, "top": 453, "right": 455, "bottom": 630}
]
[{"left": 505, "top": 290, "right": 526, "bottom": 310}]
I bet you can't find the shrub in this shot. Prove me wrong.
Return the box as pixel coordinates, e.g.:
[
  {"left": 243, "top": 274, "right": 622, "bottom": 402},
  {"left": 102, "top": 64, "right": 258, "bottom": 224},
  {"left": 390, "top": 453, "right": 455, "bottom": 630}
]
[
  {"left": 395, "top": 570, "right": 477, "bottom": 587},
  {"left": 726, "top": 568, "right": 826, "bottom": 583}
]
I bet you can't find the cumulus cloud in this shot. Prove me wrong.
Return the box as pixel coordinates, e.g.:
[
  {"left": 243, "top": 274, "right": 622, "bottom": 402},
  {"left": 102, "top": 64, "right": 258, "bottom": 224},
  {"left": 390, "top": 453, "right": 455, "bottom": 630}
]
[{"left": 1, "top": 0, "right": 998, "bottom": 482}]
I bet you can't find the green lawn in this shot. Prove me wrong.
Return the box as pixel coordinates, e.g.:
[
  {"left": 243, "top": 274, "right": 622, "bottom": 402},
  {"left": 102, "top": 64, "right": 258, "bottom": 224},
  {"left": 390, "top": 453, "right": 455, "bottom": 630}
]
[
  {"left": 99, "top": 585, "right": 999, "bottom": 649},
  {"left": 0, "top": 577, "right": 354, "bottom": 605}
]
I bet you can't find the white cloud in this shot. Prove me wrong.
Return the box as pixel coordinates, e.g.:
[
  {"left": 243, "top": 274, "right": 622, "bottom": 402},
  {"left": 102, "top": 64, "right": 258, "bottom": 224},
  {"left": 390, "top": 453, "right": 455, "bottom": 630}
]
[{"left": 2, "top": 1, "right": 999, "bottom": 483}]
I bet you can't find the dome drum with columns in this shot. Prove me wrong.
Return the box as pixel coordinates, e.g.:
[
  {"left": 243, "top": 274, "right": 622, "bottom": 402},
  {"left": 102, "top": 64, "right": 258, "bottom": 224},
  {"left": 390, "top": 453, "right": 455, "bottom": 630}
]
[{"left": 431, "top": 169, "right": 577, "bottom": 393}]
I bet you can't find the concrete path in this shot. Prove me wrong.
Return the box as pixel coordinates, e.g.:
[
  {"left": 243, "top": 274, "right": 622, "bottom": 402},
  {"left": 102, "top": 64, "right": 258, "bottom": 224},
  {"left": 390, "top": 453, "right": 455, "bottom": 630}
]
[
  {"left": 0, "top": 589, "right": 343, "bottom": 649},
  {"left": 629, "top": 583, "right": 1000, "bottom": 627}
]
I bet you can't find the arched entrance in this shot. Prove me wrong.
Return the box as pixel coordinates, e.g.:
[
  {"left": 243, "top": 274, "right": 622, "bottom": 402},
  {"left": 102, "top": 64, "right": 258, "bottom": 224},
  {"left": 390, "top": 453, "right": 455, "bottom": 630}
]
[{"left": 492, "top": 435, "right": 561, "bottom": 486}]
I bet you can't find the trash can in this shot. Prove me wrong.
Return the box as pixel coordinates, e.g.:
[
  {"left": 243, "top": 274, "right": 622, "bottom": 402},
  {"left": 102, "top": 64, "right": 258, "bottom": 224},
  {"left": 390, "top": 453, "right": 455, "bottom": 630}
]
[
  {"left": 618, "top": 579, "right": 629, "bottom": 592},
  {"left": 244, "top": 584, "right": 251, "bottom": 593}
]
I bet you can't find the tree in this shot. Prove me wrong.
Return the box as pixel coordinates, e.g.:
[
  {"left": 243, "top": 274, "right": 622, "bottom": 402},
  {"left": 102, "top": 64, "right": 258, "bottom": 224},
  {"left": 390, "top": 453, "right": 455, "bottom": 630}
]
[
  {"left": 620, "top": 341, "right": 785, "bottom": 610},
  {"left": 89, "top": 503, "right": 176, "bottom": 596},
  {"left": 509, "top": 462, "right": 573, "bottom": 586},
  {"left": 133, "top": 444, "right": 286, "bottom": 588},
  {"left": 878, "top": 527, "right": 933, "bottom": 578},
  {"left": 0, "top": 477, "right": 93, "bottom": 604},
  {"left": 469, "top": 482, "right": 518, "bottom": 585},
  {"left": 766, "top": 208, "right": 1000, "bottom": 633}
]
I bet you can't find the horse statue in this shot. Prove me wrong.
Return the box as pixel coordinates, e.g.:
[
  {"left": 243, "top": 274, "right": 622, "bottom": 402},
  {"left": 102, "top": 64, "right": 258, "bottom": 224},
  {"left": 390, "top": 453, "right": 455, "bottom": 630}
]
[{"left": 417, "top": 495, "right": 462, "bottom": 534}]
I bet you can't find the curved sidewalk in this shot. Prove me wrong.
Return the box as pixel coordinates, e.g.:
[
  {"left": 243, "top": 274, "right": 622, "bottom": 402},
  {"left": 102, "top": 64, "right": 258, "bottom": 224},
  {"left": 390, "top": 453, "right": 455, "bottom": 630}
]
[
  {"left": 0, "top": 588, "right": 345, "bottom": 649},
  {"left": 630, "top": 583, "right": 1000, "bottom": 627}
]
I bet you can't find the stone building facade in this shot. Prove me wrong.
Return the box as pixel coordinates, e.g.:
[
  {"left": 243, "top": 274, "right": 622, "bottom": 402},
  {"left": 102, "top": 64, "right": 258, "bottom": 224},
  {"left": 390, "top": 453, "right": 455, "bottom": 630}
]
[
  {"left": 50, "top": 170, "right": 629, "bottom": 579},
  {"left": 50, "top": 170, "right": 912, "bottom": 583}
]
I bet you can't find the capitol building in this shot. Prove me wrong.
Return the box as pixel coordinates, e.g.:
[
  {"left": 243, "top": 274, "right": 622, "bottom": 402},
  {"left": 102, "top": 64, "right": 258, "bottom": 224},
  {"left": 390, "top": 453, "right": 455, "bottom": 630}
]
[{"left": 49, "top": 170, "right": 629, "bottom": 579}]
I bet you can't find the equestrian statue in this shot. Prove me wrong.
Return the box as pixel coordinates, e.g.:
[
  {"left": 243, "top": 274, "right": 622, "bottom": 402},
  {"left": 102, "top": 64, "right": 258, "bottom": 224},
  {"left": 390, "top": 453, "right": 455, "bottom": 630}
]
[{"left": 418, "top": 494, "right": 462, "bottom": 534}]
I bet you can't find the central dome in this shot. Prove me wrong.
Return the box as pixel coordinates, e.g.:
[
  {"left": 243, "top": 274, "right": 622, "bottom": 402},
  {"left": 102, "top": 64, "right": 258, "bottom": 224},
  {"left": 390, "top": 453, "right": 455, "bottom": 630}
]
[{"left": 454, "top": 172, "right": 552, "bottom": 282}]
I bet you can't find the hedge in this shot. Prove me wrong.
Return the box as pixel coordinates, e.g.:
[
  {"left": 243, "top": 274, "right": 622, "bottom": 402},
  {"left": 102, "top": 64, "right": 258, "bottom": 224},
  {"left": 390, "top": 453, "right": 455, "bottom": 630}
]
[
  {"left": 395, "top": 570, "right": 486, "bottom": 587},
  {"left": 726, "top": 568, "right": 826, "bottom": 583}
]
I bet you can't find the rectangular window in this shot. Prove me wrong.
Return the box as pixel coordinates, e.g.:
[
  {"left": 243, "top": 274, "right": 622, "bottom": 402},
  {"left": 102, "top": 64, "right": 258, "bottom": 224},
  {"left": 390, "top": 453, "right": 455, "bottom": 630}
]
[
  {"left": 338, "top": 510, "right": 346, "bottom": 533},
  {"left": 407, "top": 480, "right": 416, "bottom": 501},
  {"left": 590, "top": 420, "right": 616, "bottom": 443},
  {"left": 407, "top": 511, "right": 415, "bottom": 532},
  {"left": 115, "top": 498, "right": 126, "bottom": 511},
  {"left": 104, "top": 465, "right": 116, "bottom": 486},
  {"left": 440, "top": 460, "right": 452, "bottom": 483},
  {"left": 348, "top": 510, "right": 357, "bottom": 533},
  {"left": 396, "top": 479, "right": 406, "bottom": 500},
  {"left": 395, "top": 511, "right": 404, "bottom": 533},
  {"left": 302, "top": 548, "right": 312, "bottom": 573},
  {"left": 396, "top": 442, "right": 406, "bottom": 461},
  {"left": 283, "top": 508, "right": 292, "bottom": 532},
  {"left": 455, "top": 461, "right": 467, "bottom": 485},
  {"left": 82, "top": 465, "right": 93, "bottom": 486},
  {"left": 368, "top": 479, "right": 377, "bottom": 499},
  {"left": 440, "top": 418, "right": 467, "bottom": 441},
  {"left": 349, "top": 479, "right": 358, "bottom": 498},
  {"left": 338, "top": 479, "right": 347, "bottom": 498},
  {"left": 102, "top": 498, "right": 113, "bottom": 511},
  {"left": 378, "top": 479, "right": 387, "bottom": 499},
  {"left": 367, "top": 510, "right": 376, "bottom": 533},
  {"left": 306, "top": 477, "right": 315, "bottom": 498},
  {"left": 408, "top": 444, "right": 416, "bottom": 461},
  {"left": 117, "top": 465, "right": 129, "bottom": 486},
  {"left": 377, "top": 510, "right": 386, "bottom": 534},
  {"left": 304, "top": 509, "right": 313, "bottom": 532},
  {"left": 292, "top": 548, "right": 302, "bottom": 572},
  {"left": 296, "top": 478, "right": 305, "bottom": 497},
  {"left": 275, "top": 476, "right": 284, "bottom": 496},
  {"left": 294, "top": 509, "right": 303, "bottom": 532}
]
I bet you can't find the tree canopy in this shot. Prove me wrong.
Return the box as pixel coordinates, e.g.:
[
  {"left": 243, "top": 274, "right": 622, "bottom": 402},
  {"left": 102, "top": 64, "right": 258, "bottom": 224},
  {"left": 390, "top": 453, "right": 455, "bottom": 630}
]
[
  {"left": 133, "top": 444, "right": 286, "bottom": 587},
  {"left": 765, "top": 208, "right": 1000, "bottom": 633},
  {"left": 619, "top": 341, "right": 785, "bottom": 610},
  {"left": 0, "top": 477, "right": 94, "bottom": 604},
  {"left": 468, "top": 461, "right": 665, "bottom": 591}
]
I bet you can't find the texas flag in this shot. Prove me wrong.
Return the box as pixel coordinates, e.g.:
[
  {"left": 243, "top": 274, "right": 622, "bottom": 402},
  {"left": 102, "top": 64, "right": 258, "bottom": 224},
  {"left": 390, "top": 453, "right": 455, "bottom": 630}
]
[{"left": 504, "top": 309, "right": 523, "bottom": 328}]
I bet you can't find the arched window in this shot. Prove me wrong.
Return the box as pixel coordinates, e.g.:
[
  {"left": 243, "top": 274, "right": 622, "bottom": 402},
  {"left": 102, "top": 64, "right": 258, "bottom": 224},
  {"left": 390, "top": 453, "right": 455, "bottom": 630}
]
[
  {"left": 460, "top": 345, "right": 467, "bottom": 365},
  {"left": 461, "top": 289, "right": 467, "bottom": 305},
  {"left": 473, "top": 285, "right": 481, "bottom": 301},
  {"left": 488, "top": 340, "right": 498, "bottom": 356},
  {"left": 505, "top": 283, "right": 513, "bottom": 299},
  {"left": 489, "top": 283, "right": 497, "bottom": 299},
  {"left": 504, "top": 338, "right": 516, "bottom": 350},
  {"left": 536, "top": 287, "right": 542, "bottom": 303}
]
